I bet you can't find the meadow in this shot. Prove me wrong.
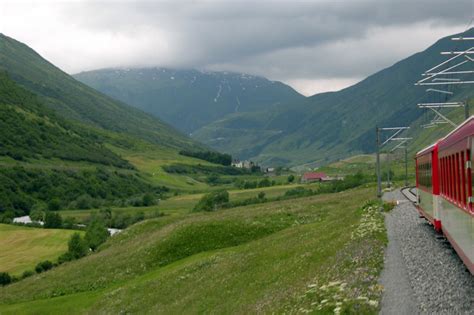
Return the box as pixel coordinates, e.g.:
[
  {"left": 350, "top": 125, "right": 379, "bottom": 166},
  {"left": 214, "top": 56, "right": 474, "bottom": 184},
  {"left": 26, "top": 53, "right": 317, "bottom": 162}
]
[
  {"left": 0, "top": 185, "right": 387, "bottom": 314},
  {"left": 0, "top": 224, "right": 82, "bottom": 276}
]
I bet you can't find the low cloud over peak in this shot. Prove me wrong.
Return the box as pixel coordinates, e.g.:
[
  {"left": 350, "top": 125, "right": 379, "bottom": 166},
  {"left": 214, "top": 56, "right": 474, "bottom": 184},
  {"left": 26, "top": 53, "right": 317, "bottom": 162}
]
[{"left": 1, "top": 0, "right": 471, "bottom": 95}]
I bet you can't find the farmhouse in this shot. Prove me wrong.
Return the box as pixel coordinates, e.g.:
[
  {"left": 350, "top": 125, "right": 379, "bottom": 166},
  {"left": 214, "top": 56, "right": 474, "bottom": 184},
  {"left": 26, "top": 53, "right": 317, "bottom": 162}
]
[{"left": 301, "top": 172, "right": 328, "bottom": 183}]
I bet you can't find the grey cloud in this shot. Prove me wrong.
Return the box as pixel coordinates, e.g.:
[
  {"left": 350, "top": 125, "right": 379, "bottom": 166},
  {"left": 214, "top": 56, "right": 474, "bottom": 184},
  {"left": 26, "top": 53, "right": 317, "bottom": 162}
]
[{"left": 19, "top": 0, "right": 474, "bottom": 93}]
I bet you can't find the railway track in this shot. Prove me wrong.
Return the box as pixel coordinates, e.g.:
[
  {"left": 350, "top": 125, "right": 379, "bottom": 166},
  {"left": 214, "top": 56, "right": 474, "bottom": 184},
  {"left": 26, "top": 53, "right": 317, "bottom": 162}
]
[
  {"left": 400, "top": 186, "right": 417, "bottom": 203},
  {"left": 380, "top": 189, "right": 474, "bottom": 314}
]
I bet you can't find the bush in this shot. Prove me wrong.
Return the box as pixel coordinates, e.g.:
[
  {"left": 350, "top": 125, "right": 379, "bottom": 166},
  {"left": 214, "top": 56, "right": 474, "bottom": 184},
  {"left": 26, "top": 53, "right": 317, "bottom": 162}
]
[
  {"left": 258, "top": 192, "right": 266, "bottom": 200},
  {"left": 29, "top": 208, "right": 44, "bottom": 221},
  {"left": 43, "top": 211, "right": 63, "bottom": 228},
  {"left": 258, "top": 178, "right": 271, "bottom": 188},
  {"left": 0, "top": 272, "right": 11, "bottom": 286},
  {"left": 287, "top": 174, "right": 295, "bottom": 183},
  {"left": 47, "top": 198, "right": 61, "bottom": 211},
  {"left": 383, "top": 201, "right": 396, "bottom": 212},
  {"left": 57, "top": 252, "right": 74, "bottom": 264},
  {"left": 85, "top": 218, "right": 109, "bottom": 251},
  {"left": 21, "top": 270, "right": 34, "bottom": 279},
  {"left": 142, "top": 193, "right": 156, "bottom": 206},
  {"left": 193, "top": 190, "right": 229, "bottom": 212},
  {"left": 68, "top": 233, "right": 88, "bottom": 259},
  {"left": 62, "top": 217, "right": 77, "bottom": 229},
  {"left": 35, "top": 260, "right": 53, "bottom": 273},
  {"left": 76, "top": 194, "right": 93, "bottom": 210}
]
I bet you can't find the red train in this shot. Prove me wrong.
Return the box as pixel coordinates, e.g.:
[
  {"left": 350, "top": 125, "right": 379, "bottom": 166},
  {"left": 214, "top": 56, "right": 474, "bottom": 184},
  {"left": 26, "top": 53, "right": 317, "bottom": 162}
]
[{"left": 415, "top": 116, "right": 474, "bottom": 275}]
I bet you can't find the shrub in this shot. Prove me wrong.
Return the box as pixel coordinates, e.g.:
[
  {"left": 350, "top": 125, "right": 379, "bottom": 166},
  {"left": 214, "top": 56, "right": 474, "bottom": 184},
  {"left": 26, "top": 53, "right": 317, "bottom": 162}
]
[
  {"left": 62, "top": 217, "right": 77, "bottom": 229},
  {"left": 0, "top": 272, "right": 11, "bottom": 286},
  {"left": 21, "top": 270, "right": 34, "bottom": 279},
  {"left": 258, "top": 178, "right": 271, "bottom": 188},
  {"left": 43, "top": 211, "right": 63, "bottom": 228},
  {"left": 35, "top": 260, "right": 53, "bottom": 273},
  {"left": 193, "top": 190, "right": 229, "bottom": 212},
  {"left": 68, "top": 233, "right": 88, "bottom": 259},
  {"left": 383, "top": 201, "right": 397, "bottom": 212},
  {"left": 47, "top": 198, "right": 61, "bottom": 211},
  {"left": 287, "top": 174, "right": 295, "bottom": 183},
  {"left": 85, "top": 218, "right": 109, "bottom": 251},
  {"left": 76, "top": 194, "right": 93, "bottom": 210},
  {"left": 142, "top": 193, "right": 156, "bottom": 206},
  {"left": 258, "top": 192, "right": 266, "bottom": 200},
  {"left": 57, "top": 252, "right": 74, "bottom": 264},
  {"left": 29, "top": 208, "right": 44, "bottom": 221}
]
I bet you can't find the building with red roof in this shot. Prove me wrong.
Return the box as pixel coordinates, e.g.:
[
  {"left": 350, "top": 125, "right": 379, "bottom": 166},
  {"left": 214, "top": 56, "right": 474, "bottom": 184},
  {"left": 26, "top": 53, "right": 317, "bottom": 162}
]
[{"left": 301, "top": 172, "right": 328, "bottom": 183}]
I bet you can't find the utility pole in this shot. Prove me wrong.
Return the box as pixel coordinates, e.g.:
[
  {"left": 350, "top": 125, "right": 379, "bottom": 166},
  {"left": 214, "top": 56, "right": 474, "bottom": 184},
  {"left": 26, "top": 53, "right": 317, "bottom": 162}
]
[
  {"left": 415, "top": 36, "right": 474, "bottom": 128},
  {"left": 376, "top": 126, "right": 381, "bottom": 198},
  {"left": 387, "top": 152, "right": 391, "bottom": 188},
  {"left": 375, "top": 126, "right": 410, "bottom": 198}
]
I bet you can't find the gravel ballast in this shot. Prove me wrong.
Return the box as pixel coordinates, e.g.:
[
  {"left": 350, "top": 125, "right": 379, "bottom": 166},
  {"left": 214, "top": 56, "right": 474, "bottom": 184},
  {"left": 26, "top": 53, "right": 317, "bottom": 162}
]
[{"left": 380, "top": 189, "right": 474, "bottom": 314}]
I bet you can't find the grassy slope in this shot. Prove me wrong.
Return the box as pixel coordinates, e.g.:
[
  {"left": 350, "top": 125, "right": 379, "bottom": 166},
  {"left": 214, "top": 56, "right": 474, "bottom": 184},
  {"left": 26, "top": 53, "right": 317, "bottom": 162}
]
[
  {"left": 194, "top": 29, "right": 474, "bottom": 167},
  {"left": 0, "top": 186, "right": 386, "bottom": 313},
  {"left": 0, "top": 224, "right": 82, "bottom": 276},
  {"left": 0, "top": 34, "right": 199, "bottom": 152},
  {"left": 59, "top": 182, "right": 321, "bottom": 223}
]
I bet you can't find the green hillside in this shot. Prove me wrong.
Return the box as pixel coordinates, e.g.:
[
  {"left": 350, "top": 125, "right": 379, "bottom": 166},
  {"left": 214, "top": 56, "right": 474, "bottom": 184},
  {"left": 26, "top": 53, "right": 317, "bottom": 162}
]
[
  {"left": 0, "top": 34, "right": 200, "bottom": 151},
  {"left": 0, "top": 71, "right": 171, "bottom": 216},
  {"left": 0, "top": 186, "right": 386, "bottom": 314},
  {"left": 192, "top": 28, "right": 474, "bottom": 167},
  {"left": 74, "top": 68, "right": 304, "bottom": 134}
]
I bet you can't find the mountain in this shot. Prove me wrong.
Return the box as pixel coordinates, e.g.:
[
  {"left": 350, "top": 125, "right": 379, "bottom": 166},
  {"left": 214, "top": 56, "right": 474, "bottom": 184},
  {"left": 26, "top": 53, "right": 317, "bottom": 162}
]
[
  {"left": 0, "top": 69, "right": 169, "bottom": 215},
  {"left": 73, "top": 68, "right": 304, "bottom": 134},
  {"left": 0, "top": 33, "right": 200, "bottom": 151},
  {"left": 74, "top": 29, "right": 474, "bottom": 167},
  {"left": 0, "top": 71, "right": 130, "bottom": 167},
  {"left": 193, "top": 28, "right": 474, "bottom": 166}
]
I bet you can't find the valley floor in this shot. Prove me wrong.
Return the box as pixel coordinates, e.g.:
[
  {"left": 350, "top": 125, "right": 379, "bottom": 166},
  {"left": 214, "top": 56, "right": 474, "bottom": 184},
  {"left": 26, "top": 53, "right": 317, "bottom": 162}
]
[{"left": 0, "top": 186, "right": 386, "bottom": 314}]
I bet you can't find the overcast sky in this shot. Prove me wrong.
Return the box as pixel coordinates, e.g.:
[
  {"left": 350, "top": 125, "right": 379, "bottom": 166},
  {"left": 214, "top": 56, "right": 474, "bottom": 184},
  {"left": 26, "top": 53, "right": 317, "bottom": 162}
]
[{"left": 1, "top": 0, "right": 473, "bottom": 96}]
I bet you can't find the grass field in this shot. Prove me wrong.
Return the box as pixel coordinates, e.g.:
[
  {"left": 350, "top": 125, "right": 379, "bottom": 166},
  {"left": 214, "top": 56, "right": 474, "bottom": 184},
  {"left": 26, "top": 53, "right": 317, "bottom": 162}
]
[
  {"left": 0, "top": 185, "right": 386, "bottom": 313},
  {"left": 59, "top": 182, "right": 322, "bottom": 223},
  {"left": 0, "top": 224, "right": 82, "bottom": 276}
]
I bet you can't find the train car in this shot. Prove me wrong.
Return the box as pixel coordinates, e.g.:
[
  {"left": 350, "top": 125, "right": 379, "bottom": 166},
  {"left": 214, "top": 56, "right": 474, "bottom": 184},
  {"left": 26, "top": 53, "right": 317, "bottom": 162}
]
[
  {"left": 416, "top": 116, "right": 474, "bottom": 274},
  {"left": 415, "top": 143, "right": 441, "bottom": 231}
]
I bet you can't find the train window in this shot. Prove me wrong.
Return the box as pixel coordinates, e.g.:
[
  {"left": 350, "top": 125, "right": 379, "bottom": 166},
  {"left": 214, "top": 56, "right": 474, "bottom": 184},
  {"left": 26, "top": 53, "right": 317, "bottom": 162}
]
[
  {"left": 450, "top": 155, "right": 454, "bottom": 200},
  {"left": 469, "top": 149, "right": 473, "bottom": 210},
  {"left": 456, "top": 153, "right": 460, "bottom": 203},
  {"left": 459, "top": 152, "right": 466, "bottom": 206},
  {"left": 456, "top": 154, "right": 459, "bottom": 202},
  {"left": 442, "top": 157, "right": 446, "bottom": 196}
]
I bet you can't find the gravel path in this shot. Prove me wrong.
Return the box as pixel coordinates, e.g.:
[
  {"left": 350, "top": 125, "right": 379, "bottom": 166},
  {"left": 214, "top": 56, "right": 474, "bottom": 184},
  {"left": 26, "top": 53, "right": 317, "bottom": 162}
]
[{"left": 380, "top": 189, "right": 474, "bottom": 314}]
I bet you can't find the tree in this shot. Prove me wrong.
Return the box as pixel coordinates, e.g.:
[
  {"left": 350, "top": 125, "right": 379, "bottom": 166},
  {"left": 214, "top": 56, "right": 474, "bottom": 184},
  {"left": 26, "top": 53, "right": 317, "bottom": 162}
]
[
  {"left": 29, "top": 208, "right": 44, "bottom": 222},
  {"left": 43, "top": 211, "right": 62, "bottom": 228},
  {"left": 48, "top": 198, "right": 61, "bottom": 211},
  {"left": 85, "top": 218, "right": 109, "bottom": 251},
  {"left": 0, "top": 272, "right": 11, "bottom": 286},
  {"left": 68, "top": 233, "right": 88, "bottom": 259},
  {"left": 287, "top": 174, "right": 295, "bottom": 183}
]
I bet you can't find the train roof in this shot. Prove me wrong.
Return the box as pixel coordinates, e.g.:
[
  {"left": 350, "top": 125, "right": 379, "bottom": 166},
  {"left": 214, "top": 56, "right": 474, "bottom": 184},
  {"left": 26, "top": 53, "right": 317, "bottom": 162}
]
[
  {"left": 416, "top": 142, "right": 437, "bottom": 157},
  {"left": 415, "top": 115, "right": 474, "bottom": 157},
  {"left": 438, "top": 115, "right": 474, "bottom": 150}
]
